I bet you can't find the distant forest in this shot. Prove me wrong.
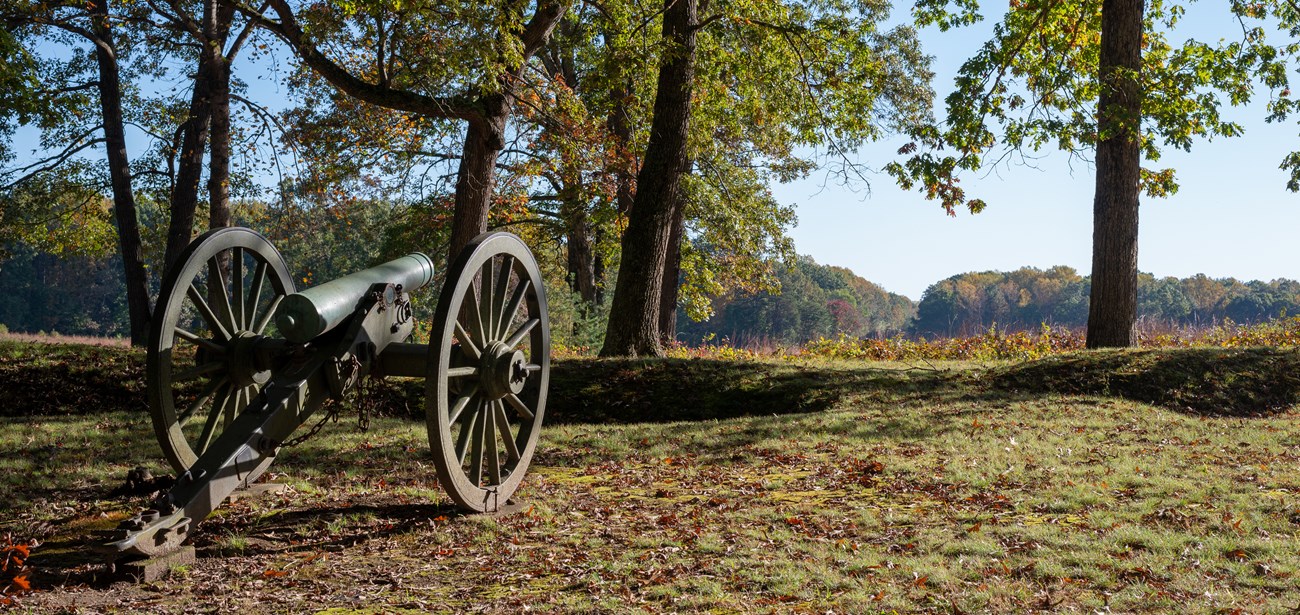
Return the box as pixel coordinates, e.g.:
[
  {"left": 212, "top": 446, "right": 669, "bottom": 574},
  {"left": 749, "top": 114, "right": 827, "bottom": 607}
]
[
  {"left": 3, "top": 238, "right": 1298, "bottom": 346},
  {"left": 678, "top": 263, "right": 1300, "bottom": 345}
]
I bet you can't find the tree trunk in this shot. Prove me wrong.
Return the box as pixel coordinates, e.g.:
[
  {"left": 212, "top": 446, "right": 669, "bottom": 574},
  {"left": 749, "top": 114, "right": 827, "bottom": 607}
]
[
  {"left": 1086, "top": 0, "right": 1143, "bottom": 348},
  {"left": 566, "top": 212, "right": 598, "bottom": 306},
  {"left": 658, "top": 198, "right": 685, "bottom": 344},
  {"left": 163, "top": 50, "right": 214, "bottom": 273},
  {"left": 607, "top": 82, "right": 635, "bottom": 217},
  {"left": 207, "top": 0, "right": 236, "bottom": 230},
  {"left": 90, "top": 0, "right": 151, "bottom": 346},
  {"left": 599, "top": 0, "right": 697, "bottom": 357},
  {"left": 448, "top": 94, "right": 509, "bottom": 262}
]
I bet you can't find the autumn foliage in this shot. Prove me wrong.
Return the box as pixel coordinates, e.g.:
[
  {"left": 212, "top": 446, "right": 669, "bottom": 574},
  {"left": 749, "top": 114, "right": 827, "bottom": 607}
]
[{"left": 1, "top": 535, "right": 31, "bottom": 602}]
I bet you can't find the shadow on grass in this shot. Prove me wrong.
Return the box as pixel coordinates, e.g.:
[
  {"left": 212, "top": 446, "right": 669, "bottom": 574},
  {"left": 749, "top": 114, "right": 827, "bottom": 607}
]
[
  {"left": 23, "top": 500, "right": 472, "bottom": 588},
  {"left": 8, "top": 340, "right": 1299, "bottom": 423},
  {"left": 0, "top": 341, "right": 145, "bottom": 417},
  {"left": 988, "top": 347, "right": 1300, "bottom": 417},
  {"left": 548, "top": 348, "right": 1300, "bottom": 425}
]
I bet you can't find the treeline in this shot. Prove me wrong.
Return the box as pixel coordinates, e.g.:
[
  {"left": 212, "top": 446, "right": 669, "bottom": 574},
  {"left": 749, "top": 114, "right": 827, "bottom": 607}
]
[
  {"left": 676, "top": 256, "right": 914, "bottom": 345},
  {"left": 7, "top": 237, "right": 1300, "bottom": 349},
  {"left": 674, "top": 264, "right": 1300, "bottom": 346},
  {"left": 913, "top": 267, "right": 1300, "bottom": 336}
]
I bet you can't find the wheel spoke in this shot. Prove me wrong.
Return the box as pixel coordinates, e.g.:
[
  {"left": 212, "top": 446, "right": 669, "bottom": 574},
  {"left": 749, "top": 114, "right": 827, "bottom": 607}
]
[
  {"left": 463, "top": 288, "right": 487, "bottom": 347},
  {"left": 478, "top": 261, "right": 495, "bottom": 342},
  {"left": 448, "top": 384, "right": 479, "bottom": 425},
  {"left": 196, "top": 382, "right": 233, "bottom": 455},
  {"left": 254, "top": 294, "right": 284, "bottom": 335},
  {"left": 493, "top": 400, "right": 520, "bottom": 464},
  {"left": 246, "top": 259, "right": 268, "bottom": 333},
  {"left": 499, "top": 278, "right": 530, "bottom": 344},
  {"left": 484, "top": 400, "right": 501, "bottom": 485},
  {"left": 230, "top": 248, "right": 244, "bottom": 331},
  {"left": 173, "top": 361, "right": 225, "bottom": 383},
  {"left": 491, "top": 255, "right": 514, "bottom": 340},
  {"left": 454, "top": 322, "right": 481, "bottom": 361},
  {"left": 224, "top": 387, "right": 243, "bottom": 429},
  {"left": 504, "top": 392, "right": 535, "bottom": 420},
  {"left": 503, "top": 318, "right": 539, "bottom": 350},
  {"left": 454, "top": 402, "right": 481, "bottom": 465},
  {"left": 446, "top": 366, "right": 478, "bottom": 378},
  {"left": 208, "top": 256, "right": 238, "bottom": 333},
  {"left": 175, "top": 327, "right": 226, "bottom": 354},
  {"left": 178, "top": 375, "right": 228, "bottom": 425},
  {"left": 188, "top": 283, "right": 232, "bottom": 341},
  {"left": 469, "top": 403, "right": 486, "bottom": 486}
]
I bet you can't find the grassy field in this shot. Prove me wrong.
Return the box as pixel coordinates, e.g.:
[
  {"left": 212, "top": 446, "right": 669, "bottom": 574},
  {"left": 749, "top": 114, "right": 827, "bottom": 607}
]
[{"left": 3, "top": 339, "right": 1300, "bottom": 613}]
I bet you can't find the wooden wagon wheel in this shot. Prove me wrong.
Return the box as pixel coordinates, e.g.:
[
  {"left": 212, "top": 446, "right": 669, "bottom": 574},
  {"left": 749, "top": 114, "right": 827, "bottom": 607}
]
[
  {"left": 427, "top": 232, "right": 550, "bottom": 512},
  {"left": 147, "top": 227, "right": 295, "bottom": 472}
]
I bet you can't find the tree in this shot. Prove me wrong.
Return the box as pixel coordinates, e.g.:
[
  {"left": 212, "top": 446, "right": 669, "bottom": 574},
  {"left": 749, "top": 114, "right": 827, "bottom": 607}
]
[
  {"left": 1, "top": 0, "right": 154, "bottom": 344},
  {"left": 600, "top": 0, "right": 699, "bottom": 357},
  {"left": 1084, "top": 0, "right": 1142, "bottom": 347},
  {"left": 241, "top": 0, "right": 567, "bottom": 262},
  {"left": 890, "top": 0, "right": 1280, "bottom": 347},
  {"left": 601, "top": 0, "right": 934, "bottom": 356},
  {"left": 149, "top": 0, "right": 273, "bottom": 271}
]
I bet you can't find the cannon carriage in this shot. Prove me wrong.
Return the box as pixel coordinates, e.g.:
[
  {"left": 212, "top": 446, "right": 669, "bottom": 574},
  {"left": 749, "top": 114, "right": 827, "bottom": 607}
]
[{"left": 104, "top": 227, "right": 549, "bottom": 558}]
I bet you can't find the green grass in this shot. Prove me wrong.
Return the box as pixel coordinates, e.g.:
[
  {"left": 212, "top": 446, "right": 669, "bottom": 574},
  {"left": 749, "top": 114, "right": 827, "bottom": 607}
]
[{"left": 3, "top": 339, "right": 1300, "bottom": 612}]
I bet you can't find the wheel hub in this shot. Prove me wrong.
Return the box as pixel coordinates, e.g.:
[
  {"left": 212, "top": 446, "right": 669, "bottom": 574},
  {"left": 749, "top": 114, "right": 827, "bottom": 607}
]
[
  {"left": 226, "top": 331, "right": 270, "bottom": 387},
  {"left": 480, "top": 341, "right": 528, "bottom": 400}
]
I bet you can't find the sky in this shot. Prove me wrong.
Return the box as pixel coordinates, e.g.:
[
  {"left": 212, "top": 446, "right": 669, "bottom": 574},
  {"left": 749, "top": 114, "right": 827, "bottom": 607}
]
[{"left": 774, "top": 4, "right": 1300, "bottom": 300}]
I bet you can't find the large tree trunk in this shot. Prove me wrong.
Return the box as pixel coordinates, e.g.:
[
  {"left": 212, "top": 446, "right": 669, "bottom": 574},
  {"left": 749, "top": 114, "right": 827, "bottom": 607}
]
[
  {"left": 90, "top": 0, "right": 151, "bottom": 346},
  {"left": 599, "top": 0, "right": 697, "bottom": 357},
  {"left": 658, "top": 199, "right": 685, "bottom": 344},
  {"left": 448, "top": 94, "right": 510, "bottom": 261},
  {"left": 1086, "top": 0, "right": 1144, "bottom": 348},
  {"left": 163, "top": 51, "right": 214, "bottom": 273}
]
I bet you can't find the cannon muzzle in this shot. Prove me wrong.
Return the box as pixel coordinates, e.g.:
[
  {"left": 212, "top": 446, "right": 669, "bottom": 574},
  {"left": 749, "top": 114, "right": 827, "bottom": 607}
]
[{"left": 274, "top": 253, "right": 435, "bottom": 343}]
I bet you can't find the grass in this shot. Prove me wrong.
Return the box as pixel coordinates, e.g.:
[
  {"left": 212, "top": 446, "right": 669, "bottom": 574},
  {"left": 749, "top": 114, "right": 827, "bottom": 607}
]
[{"left": 2, "top": 339, "right": 1300, "bottom": 612}]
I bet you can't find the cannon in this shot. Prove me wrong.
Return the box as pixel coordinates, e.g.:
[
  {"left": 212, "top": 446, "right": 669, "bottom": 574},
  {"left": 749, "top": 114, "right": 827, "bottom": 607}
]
[{"left": 102, "top": 227, "right": 549, "bottom": 558}]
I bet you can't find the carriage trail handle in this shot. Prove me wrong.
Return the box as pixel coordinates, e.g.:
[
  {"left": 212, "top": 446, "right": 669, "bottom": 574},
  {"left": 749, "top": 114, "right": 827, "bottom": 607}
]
[{"left": 274, "top": 253, "right": 435, "bottom": 343}]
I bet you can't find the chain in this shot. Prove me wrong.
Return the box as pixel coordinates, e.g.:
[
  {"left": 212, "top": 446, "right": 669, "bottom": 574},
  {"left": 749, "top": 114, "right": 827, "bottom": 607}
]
[
  {"left": 356, "top": 371, "right": 372, "bottom": 432},
  {"left": 281, "top": 366, "right": 381, "bottom": 448},
  {"left": 281, "top": 397, "right": 341, "bottom": 448}
]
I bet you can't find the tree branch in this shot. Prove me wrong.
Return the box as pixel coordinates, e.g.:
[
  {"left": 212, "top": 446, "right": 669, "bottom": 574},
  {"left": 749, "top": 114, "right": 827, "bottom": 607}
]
[
  {"left": 226, "top": 0, "right": 270, "bottom": 61},
  {"left": 235, "top": 0, "right": 483, "bottom": 123},
  {"left": 3, "top": 135, "right": 106, "bottom": 189}
]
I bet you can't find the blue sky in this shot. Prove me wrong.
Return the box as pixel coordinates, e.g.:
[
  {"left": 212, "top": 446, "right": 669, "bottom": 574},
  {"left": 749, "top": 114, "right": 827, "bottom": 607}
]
[{"left": 775, "top": 3, "right": 1300, "bottom": 300}]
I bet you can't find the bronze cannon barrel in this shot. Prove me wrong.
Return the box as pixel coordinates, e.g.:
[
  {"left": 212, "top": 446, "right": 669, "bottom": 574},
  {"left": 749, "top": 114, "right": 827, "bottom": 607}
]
[{"left": 274, "top": 253, "right": 435, "bottom": 343}]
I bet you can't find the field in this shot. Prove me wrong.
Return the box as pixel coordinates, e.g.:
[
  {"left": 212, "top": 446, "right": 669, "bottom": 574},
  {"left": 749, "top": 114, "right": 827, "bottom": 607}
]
[{"left": 3, "top": 337, "right": 1300, "bottom": 613}]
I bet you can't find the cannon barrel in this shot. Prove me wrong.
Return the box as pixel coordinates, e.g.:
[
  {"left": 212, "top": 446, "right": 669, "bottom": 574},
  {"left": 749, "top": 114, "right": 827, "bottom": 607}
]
[{"left": 274, "top": 253, "right": 435, "bottom": 343}]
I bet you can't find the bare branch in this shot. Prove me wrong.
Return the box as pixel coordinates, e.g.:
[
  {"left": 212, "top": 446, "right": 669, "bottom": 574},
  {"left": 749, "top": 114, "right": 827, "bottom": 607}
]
[{"left": 3, "top": 135, "right": 106, "bottom": 189}]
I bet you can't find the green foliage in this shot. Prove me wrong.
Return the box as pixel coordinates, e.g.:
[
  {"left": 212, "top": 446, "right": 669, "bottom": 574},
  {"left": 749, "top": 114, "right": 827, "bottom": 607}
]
[
  {"left": 888, "top": 0, "right": 1283, "bottom": 212},
  {"left": 0, "top": 166, "right": 118, "bottom": 259}
]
